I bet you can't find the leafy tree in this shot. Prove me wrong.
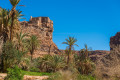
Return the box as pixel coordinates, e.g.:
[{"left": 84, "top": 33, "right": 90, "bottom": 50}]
[
  {"left": 27, "top": 35, "right": 39, "bottom": 61},
  {"left": 62, "top": 37, "right": 78, "bottom": 64}
]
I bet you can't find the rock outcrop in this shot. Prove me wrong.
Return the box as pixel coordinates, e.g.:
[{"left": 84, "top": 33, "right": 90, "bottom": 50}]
[
  {"left": 20, "top": 17, "right": 60, "bottom": 56},
  {"left": 110, "top": 32, "right": 120, "bottom": 50}
]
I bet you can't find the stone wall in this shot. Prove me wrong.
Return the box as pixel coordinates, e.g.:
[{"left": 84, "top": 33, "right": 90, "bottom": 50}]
[{"left": 20, "top": 17, "right": 60, "bottom": 56}]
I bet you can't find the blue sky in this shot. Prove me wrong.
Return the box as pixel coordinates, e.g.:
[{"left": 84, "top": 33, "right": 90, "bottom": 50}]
[{"left": 1, "top": 0, "right": 120, "bottom": 51}]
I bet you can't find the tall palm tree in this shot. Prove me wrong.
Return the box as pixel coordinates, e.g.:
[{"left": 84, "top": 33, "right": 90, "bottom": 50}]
[
  {"left": 0, "top": 8, "right": 10, "bottom": 43},
  {"left": 62, "top": 37, "right": 78, "bottom": 64},
  {"left": 0, "top": 7, "right": 23, "bottom": 43},
  {"left": 27, "top": 35, "right": 39, "bottom": 61},
  {"left": 9, "top": 0, "right": 20, "bottom": 41}
]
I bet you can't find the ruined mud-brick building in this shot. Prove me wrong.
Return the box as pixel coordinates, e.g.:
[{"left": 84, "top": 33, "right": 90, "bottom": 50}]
[{"left": 20, "top": 17, "right": 60, "bottom": 56}]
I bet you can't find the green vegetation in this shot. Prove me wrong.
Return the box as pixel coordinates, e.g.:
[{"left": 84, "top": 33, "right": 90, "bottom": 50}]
[
  {"left": 27, "top": 35, "right": 39, "bottom": 61},
  {"left": 5, "top": 66, "right": 24, "bottom": 80},
  {"left": 38, "top": 55, "right": 67, "bottom": 72},
  {"left": 22, "top": 71, "right": 51, "bottom": 76}
]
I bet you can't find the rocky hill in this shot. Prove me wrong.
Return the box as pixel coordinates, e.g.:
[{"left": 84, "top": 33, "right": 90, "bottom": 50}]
[
  {"left": 94, "top": 32, "right": 120, "bottom": 79},
  {"left": 20, "top": 17, "right": 60, "bottom": 57}
]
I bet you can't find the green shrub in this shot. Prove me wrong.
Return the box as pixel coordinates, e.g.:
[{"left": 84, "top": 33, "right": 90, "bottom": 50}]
[
  {"left": 74, "top": 54, "right": 95, "bottom": 75},
  {"left": 5, "top": 66, "right": 24, "bottom": 80},
  {"left": 19, "top": 57, "right": 41, "bottom": 72},
  {"left": 29, "top": 67, "right": 40, "bottom": 72},
  {"left": 39, "top": 55, "right": 67, "bottom": 72}
]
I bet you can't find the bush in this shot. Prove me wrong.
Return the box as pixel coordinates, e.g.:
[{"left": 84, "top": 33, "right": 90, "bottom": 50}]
[
  {"left": 5, "top": 66, "right": 24, "bottom": 80},
  {"left": 77, "top": 59, "right": 95, "bottom": 75},
  {"left": 74, "top": 54, "right": 95, "bottom": 75},
  {"left": 29, "top": 67, "right": 40, "bottom": 72},
  {"left": 19, "top": 57, "right": 40, "bottom": 72},
  {"left": 0, "top": 41, "right": 26, "bottom": 72},
  {"left": 39, "top": 55, "right": 67, "bottom": 72},
  {"left": 18, "top": 57, "right": 31, "bottom": 71}
]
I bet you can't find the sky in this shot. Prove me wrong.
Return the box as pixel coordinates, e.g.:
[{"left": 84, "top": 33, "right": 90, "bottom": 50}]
[{"left": 0, "top": 0, "right": 120, "bottom": 51}]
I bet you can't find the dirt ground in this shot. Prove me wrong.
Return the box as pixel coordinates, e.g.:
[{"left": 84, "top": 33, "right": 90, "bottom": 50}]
[{"left": 0, "top": 73, "right": 49, "bottom": 80}]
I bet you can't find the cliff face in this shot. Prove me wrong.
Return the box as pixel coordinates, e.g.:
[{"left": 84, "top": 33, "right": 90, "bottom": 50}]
[{"left": 20, "top": 17, "right": 60, "bottom": 56}]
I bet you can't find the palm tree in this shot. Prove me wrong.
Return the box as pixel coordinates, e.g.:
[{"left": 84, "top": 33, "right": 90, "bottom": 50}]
[
  {"left": 48, "top": 55, "right": 66, "bottom": 72},
  {"left": 16, "top": 31, "right": 28, "bottom": 50},
  {"left": 62, "top": 37, "right": 78, "bottom": 64},
  {"left": 0, "top": 8, "right": 10, "bottom": 43},
  {"left": 80, "top": 44, "right": 91, "bottom": 60},
  {"left": 84, "top": 44, "right": 89, "bottom": 59},
  {"left": 0, "top": 7, "right": 23, "bottom": 43},
  {"left": 27, "top": 35, "right": 39, "bottom": 61},
  {"left": 9, "top": 0, "right": 20, "bottom": 41}
]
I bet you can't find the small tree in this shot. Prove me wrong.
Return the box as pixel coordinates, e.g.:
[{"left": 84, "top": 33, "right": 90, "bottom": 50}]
[
  {"left": 62, "top": 37, "right": 78, "bottom": 64},
  {"left": 27, "top": 35, "right": 39, "bottom": 61},
  {"left": 79, "top": 44, "right": 92, "bottom": 60},
  {"left": 74, "top": 44, "right": 94, "bottom": 75}
]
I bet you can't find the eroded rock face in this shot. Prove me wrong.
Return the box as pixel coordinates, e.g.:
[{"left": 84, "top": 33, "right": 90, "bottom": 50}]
[
  {"left": 110, "top": 32, "right": 120, "bottom": 50},
  {"left": 20, "top": 17, "right": 60, "bottom": 56}
]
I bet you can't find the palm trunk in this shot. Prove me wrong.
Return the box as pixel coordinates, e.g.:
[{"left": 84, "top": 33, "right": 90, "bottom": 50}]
[
  {"left": 1, "top": 55, "right": 4, "bottom": 72},
  {"left": 0, "top": 24, "right": 3, "bottom": 36},
  {"left": 67, "top": 46, "right": 71, "bottom": 64},
  {"left": 3, "top": 31, "right": 8, "bottom": 43},
  {"left": 10, "top": 11, "right": 15, "bottom": 41},
  {"left": 31, "top": 54, "right": 33, "bottom": 61},
  {"left": 85, "top": 50, "right": 88, "bottom": 59},
  {"left": 67, "top": 51, "right": 70, "bottom": 64}
]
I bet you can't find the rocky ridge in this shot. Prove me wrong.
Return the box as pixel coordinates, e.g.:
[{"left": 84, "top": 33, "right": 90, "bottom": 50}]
[{"left": 94, "top": 32, "right": 120, "bottom": 79}]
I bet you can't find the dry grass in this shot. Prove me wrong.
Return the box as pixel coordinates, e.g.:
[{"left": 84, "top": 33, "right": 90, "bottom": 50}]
[{"left": 94, "top": 45, "right": 120, "bottom": 80}]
